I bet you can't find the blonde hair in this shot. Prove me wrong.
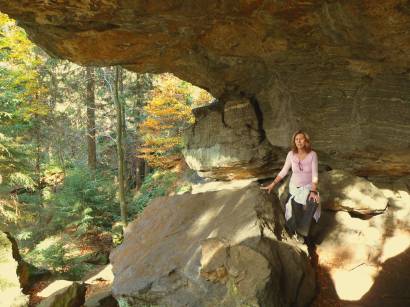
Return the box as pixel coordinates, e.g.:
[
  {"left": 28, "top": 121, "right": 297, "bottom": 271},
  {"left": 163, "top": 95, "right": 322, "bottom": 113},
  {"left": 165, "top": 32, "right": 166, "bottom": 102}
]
[{"left": 291, "top": 130, "right": 312, "bottom": 153}]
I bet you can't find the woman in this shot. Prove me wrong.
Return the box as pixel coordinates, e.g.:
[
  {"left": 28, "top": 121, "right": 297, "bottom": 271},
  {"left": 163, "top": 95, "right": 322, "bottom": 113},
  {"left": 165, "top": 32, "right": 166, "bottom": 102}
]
[{"left": 261, "top": 130, "right": 320, "bottom": 240}]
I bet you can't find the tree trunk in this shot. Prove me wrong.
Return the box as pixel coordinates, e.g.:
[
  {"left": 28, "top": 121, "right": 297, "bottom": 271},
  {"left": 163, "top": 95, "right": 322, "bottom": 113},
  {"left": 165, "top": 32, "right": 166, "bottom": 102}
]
[
  {"left": 119, "top": 67, "right": 126, "bottom": 138},
  {"left": 132, "top": 87, "right": 145, "bottom": 191},
  {"left": 33, "top": 111, "right": 44, "bottom": 209},
  {"left": 50, "top": 64, "right": 58, "bottom": 109},
  {"left": 144, "top": 160, "right": 150, "bottom": 177},
  {"left": 86, "top": 66, "right": 97, "bottom": 171},
  {"left": 135, "top": 158, "right": 144, "bottom": 190},
  {"left": 118, "top": 67, "right": 129, "bottom": 190},
  {"left": 114, "top": 66, "right": 127, "bottom": 227},
  {"left": 35, "top": 117, "right": 41, "bottom": 189}
]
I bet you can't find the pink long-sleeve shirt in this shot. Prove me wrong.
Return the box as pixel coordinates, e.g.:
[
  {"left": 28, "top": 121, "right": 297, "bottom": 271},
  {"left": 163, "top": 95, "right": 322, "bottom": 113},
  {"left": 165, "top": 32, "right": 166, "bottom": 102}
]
[{"left": 278, "top": 150, "right": 318, "bottom": 187}]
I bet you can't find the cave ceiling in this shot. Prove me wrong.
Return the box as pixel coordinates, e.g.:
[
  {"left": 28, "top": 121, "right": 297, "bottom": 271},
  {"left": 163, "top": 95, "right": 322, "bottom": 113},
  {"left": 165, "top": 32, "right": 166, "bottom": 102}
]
[
  {"left": 1, "top": 0, "right": 410, "bottom": 177},
  {"left": 1, "top": 0, "right": 409, "bottom": 97}
]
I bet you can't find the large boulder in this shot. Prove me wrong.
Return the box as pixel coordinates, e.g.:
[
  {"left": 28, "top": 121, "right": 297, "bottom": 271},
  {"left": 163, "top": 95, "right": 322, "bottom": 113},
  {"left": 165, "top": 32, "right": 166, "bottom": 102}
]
[
  {"left": 84, "top": 289, "right": 118, "bottom": 307},
  {"left": 0, "top": 231, "right": 29, "bottom": 307},
  {"left": 37, "top": 280, "right": 86, "bottom": 307},
  {"left": 319, "top": 170, "right": 388, "bottom": 214},
  {"left": 84, "top": 264, "right": 117, "bottom": 307},
  {"left": 1, "top": 1, "right": 409, "bottom": 178},
  {"left": 110, "top": 183, "right": 316, "bottom": 306}
]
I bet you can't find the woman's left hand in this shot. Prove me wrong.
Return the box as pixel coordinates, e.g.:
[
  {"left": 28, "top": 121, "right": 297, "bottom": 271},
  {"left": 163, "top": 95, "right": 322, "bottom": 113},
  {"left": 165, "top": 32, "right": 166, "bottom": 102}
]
[{"left": 309, "top": 192, "right": 320, "bottom": 203}]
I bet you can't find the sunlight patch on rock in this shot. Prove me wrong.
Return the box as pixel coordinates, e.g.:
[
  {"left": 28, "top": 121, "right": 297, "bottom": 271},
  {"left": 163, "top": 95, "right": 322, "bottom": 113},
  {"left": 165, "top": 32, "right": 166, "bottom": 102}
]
[{"left": 380, "top": 230, "right": 410, "bottom": 263}]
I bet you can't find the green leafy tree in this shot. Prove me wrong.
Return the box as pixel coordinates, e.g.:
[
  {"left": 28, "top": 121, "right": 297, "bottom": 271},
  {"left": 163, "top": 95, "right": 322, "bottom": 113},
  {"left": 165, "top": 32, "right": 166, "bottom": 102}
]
[{"left": 0, "top": 13, "right": 49, "bottom": 183}]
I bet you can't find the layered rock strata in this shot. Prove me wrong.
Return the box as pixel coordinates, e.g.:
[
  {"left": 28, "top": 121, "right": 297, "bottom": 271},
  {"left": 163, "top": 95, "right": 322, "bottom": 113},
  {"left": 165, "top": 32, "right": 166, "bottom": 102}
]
[
  {"left": 2, "top": 1, "right": 409, "bottom": 95},
  {"left": 1, "top": 1, "right": 409, "bottom": 178},
  {"left": 183, "top": 98, "right": 287, "bottom": 179}
]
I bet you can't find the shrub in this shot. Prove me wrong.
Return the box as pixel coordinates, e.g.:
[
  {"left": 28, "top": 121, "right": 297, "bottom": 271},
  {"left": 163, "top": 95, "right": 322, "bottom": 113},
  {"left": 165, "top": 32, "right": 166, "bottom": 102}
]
[
  {"left": 49, "top": 167, "right": 118, "bottom": 235},
  {"left": 24, "top": 236, "right": 67, "bottom": 273},
  {"left": 23, "top": 234, "right": 95, "bottom": 280},
  {"left": 17, "top": 192, "right": 42, "bottom": 206},
  {"left": 8, "top": 172, "right": 36, "bottom": 190}
]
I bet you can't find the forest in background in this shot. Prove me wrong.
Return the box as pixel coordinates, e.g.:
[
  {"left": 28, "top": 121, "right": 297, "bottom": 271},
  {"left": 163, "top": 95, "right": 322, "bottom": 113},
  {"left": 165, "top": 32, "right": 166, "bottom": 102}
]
[{"left": 0, "top": 12, "right": 212, "bottom": 286}]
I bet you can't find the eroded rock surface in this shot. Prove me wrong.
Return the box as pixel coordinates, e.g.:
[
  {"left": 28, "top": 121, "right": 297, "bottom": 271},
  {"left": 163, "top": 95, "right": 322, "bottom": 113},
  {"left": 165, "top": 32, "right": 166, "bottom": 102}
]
[
  {"left": 319, "top": 170, "right": 388, "bottom": 214},
  {"left": 1, "top": 1, "right": 409, "bottom": 178},
  {"left": 0, "top": 231, "right": 29, "bottom": 307},
  {"left": 1, "top": 1, "right": 409, "bottom": 95},
  {"left": 310, "top": 176, "right": 410, "bottom": 305},
  {"left": 183, "top": 98, "right": 287, "bottom": 179},
  {"left": 277, "top": 169, "right": 389, "bottom": 216},
  {"left": 110, "top": 183, "right": 316, "bottom": 306},
  {"left": 37, "top": 280, "right": 86, "bottom": 307}
]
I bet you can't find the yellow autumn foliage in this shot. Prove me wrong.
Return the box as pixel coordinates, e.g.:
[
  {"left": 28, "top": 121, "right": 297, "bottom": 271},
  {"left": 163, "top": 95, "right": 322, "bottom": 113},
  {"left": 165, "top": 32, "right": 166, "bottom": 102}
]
[
  {"left": 0, "top": 13, "right": 49, "bottom": 120},
  {"left": 139, "top": 74, "right": 212, "bottom": 169}
]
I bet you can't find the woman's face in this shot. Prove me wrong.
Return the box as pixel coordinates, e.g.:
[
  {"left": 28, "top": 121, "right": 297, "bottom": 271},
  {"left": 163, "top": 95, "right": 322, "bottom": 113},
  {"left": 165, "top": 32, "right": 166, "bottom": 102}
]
[{"left": 294, "top": 133, "right": 306, "bottom": 150}]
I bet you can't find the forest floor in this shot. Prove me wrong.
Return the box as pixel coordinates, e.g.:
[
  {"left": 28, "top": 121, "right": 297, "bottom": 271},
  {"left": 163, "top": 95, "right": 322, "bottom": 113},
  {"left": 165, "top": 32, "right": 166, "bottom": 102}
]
[
  {"left": 3, "top": 176, "right": 409, "bottom": 307},
  {"left": 26, "top": 229, "right": 113, "bottom": 306},
  {"left": 311, "top": 240, "right": 410, "bottom": 307}
]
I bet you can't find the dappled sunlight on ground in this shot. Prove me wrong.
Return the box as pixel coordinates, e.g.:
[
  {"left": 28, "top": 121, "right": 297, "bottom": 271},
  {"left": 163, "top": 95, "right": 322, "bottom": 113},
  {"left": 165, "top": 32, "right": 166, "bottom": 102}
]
[
  {"left": 312, "top": 176, "right": 410, "bottom": 306},
  {"left": 314, "top": 245, "right": 410, "bottom": 306},
  {"left": 0, "top": 258, "right": 19, "bottom": 286},
  {"left": 326, "top": 247, "right": 353, "bottom": 268},
  {"left": 331, "top": 265, "right": 378, "bottom": 300},
  {"left": 0, "top": 288, "right": 27, "bottom": 307}
]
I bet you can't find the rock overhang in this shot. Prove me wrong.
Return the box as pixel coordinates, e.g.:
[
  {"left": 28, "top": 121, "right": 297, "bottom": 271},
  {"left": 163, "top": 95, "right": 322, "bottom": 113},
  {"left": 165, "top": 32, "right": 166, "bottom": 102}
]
[
  {"left": 2, "top": 1, "right": 409, "bottom": 97},
  {"left": 1, "top": 0, "right": 410, "bottom": 178}
]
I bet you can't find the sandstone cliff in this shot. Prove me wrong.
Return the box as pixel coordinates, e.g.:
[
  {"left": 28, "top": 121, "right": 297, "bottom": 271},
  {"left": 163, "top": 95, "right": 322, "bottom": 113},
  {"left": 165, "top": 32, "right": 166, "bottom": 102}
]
[
  {"left": 1, "top": 0, "right": 409, "bottom": 178},
  {"left": 1, "top": 3, "right": 409, "bottom": 305}
]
